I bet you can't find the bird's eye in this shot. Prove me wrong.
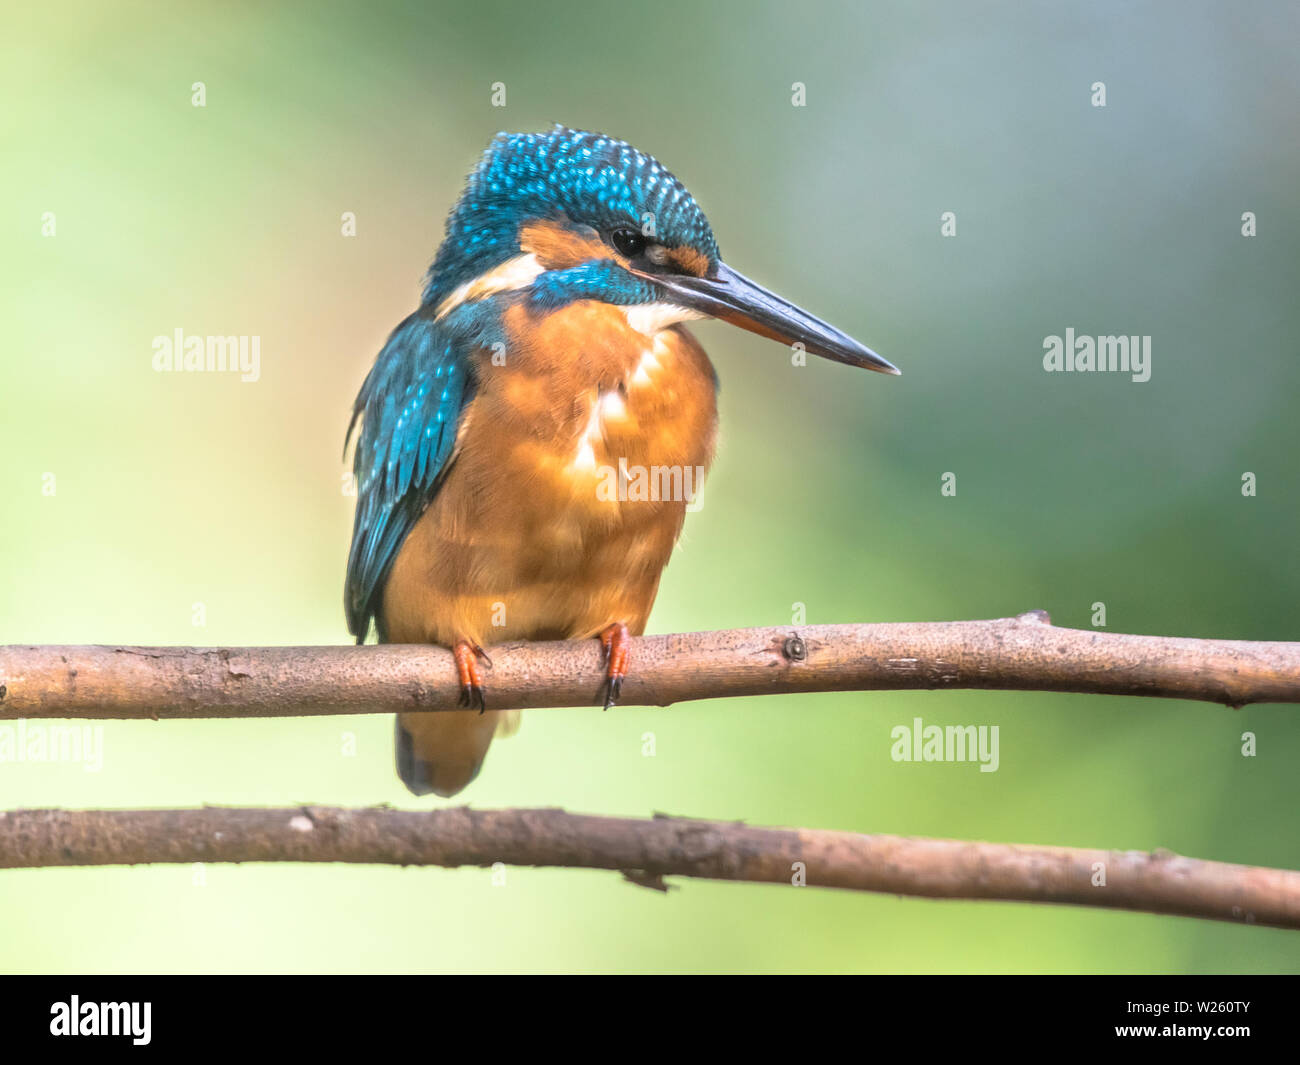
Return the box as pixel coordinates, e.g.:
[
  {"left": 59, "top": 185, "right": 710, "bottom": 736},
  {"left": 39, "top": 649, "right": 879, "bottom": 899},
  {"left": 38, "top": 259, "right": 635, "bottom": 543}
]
[{"left": 610, "top": 226, "right": 647, "bottom": 258}]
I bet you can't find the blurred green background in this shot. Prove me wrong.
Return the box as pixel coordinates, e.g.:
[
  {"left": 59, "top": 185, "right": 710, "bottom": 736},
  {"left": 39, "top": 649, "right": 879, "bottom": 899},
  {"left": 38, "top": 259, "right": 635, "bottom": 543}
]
[{"left": 2, "top": 0, "right": 1297, "bottom": 973}]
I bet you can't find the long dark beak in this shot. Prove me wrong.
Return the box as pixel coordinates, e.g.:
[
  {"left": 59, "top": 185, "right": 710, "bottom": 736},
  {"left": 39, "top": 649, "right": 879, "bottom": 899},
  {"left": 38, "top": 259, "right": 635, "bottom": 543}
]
[{"left": 640, "top": 262, "right": 900, "bottom": 375}]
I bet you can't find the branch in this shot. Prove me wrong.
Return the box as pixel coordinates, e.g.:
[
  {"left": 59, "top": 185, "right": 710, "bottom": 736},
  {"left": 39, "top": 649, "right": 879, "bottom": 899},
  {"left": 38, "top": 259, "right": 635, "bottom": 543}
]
[
  {"left": 1, "top": 806, "right": 1295, "bottom": 929},
  {"left": 1, "top": 612, "right": 1297, "bottom": 719}
]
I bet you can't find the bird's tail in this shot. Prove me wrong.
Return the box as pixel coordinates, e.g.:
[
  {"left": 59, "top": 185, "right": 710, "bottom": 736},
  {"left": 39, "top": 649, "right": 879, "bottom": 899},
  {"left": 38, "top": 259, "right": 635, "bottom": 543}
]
[{"left": 395, "top": 710, "right": 521, "bottom": 797}]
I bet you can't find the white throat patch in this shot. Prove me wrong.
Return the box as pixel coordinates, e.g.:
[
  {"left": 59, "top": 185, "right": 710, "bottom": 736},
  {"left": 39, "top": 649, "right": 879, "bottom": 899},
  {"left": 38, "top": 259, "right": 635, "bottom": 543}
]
[{"left": 622, "top": 302, "right": 704, "bottom": 337}]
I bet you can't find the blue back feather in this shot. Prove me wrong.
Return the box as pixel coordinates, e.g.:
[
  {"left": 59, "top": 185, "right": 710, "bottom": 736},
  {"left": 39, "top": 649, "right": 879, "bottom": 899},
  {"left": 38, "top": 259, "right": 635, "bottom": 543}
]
[{"left": 345, "top": 311, "right": 473, "bottom": 640}]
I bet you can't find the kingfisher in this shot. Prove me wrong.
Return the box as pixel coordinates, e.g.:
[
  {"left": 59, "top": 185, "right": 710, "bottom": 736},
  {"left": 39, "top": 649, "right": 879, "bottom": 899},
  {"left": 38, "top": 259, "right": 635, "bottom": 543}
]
[{"left": 345, "top": 126, "right": 898, "bottom": 797}]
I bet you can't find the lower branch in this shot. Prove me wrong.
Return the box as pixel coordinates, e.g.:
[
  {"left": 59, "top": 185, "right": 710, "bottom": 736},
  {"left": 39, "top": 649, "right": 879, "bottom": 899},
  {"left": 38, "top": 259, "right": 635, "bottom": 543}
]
[
  {"left": 1, "top": 612, "right": 1297, "bottom": 720},
  {"left": 1, "top": 806, "right": 1295, "bottom": 929}
]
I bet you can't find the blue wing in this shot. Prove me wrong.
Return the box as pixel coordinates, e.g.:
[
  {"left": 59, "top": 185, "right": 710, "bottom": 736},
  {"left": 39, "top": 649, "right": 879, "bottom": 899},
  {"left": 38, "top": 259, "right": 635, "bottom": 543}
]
[{"left": 345, "top": 310, "right": 475, "bottom": 642}]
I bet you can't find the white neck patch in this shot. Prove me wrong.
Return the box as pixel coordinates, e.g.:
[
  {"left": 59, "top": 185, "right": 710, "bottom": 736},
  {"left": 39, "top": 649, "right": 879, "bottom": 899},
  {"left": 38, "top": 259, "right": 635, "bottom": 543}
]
[{"left": 434, "top": 254, "right": 545, "bottom": 320}]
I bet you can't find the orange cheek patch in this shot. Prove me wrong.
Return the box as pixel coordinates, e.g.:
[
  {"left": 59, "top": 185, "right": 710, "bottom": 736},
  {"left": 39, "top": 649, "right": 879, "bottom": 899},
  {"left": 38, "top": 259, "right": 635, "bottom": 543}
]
[
  {"left": 520, "top": 220, "right": 618, "bottom": 270},
  {"left": 666, "top": 245, "right": 710, "bottom": 277}
]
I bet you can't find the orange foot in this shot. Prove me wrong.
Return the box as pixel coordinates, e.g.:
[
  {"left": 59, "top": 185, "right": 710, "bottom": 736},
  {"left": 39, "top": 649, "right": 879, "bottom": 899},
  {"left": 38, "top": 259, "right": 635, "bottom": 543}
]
[
  {"left": 598, "top": 622, "right": 631, "bottom": 711},
  {"left": 453, "top": 640, "right": 492, "bottom": 713}
]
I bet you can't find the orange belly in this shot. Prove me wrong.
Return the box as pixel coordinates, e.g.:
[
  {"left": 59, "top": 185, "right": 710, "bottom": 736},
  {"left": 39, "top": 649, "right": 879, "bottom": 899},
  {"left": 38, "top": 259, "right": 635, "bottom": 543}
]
[{"left": 380, "top": 300, "right": 719, "bottom": 647}]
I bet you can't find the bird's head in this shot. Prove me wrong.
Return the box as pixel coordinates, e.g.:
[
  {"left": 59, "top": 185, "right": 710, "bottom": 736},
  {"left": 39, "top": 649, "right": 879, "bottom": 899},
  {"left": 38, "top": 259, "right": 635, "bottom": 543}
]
[{"left": 424, "top": 125, "right": 898, "bottom": 375}]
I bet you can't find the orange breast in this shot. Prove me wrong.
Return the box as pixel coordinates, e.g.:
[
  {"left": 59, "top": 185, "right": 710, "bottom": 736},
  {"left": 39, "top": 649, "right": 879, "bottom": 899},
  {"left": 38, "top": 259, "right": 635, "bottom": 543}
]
[{"left": 380, "top": 300, "right": 718, "bottom": 648}]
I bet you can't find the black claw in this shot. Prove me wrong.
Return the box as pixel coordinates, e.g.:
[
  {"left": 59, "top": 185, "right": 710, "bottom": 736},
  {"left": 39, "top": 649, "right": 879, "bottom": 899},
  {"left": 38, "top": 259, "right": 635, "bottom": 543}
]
[
  {"left": 458, "top": 684, "right": 487, "bottom": 713},
  {"left": 602, "top": 675, "right": 623, "bottom": 712}
]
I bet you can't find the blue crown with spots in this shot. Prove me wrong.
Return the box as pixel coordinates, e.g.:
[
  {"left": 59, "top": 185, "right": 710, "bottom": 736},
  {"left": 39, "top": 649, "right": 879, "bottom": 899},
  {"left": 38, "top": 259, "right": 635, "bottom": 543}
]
[{"left": 423, "top": 126, "right": 721, "bottom": 306}]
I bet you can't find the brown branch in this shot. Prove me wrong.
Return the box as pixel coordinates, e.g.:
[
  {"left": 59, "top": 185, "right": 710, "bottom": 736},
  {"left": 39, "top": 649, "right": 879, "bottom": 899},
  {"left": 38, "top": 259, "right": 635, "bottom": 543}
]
[
  {"left": 0, "top": 612, "right": 1297, "bottom": 720},
  {"left": 1, "top": 806, "right": 1295, "bottom": 929}
]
